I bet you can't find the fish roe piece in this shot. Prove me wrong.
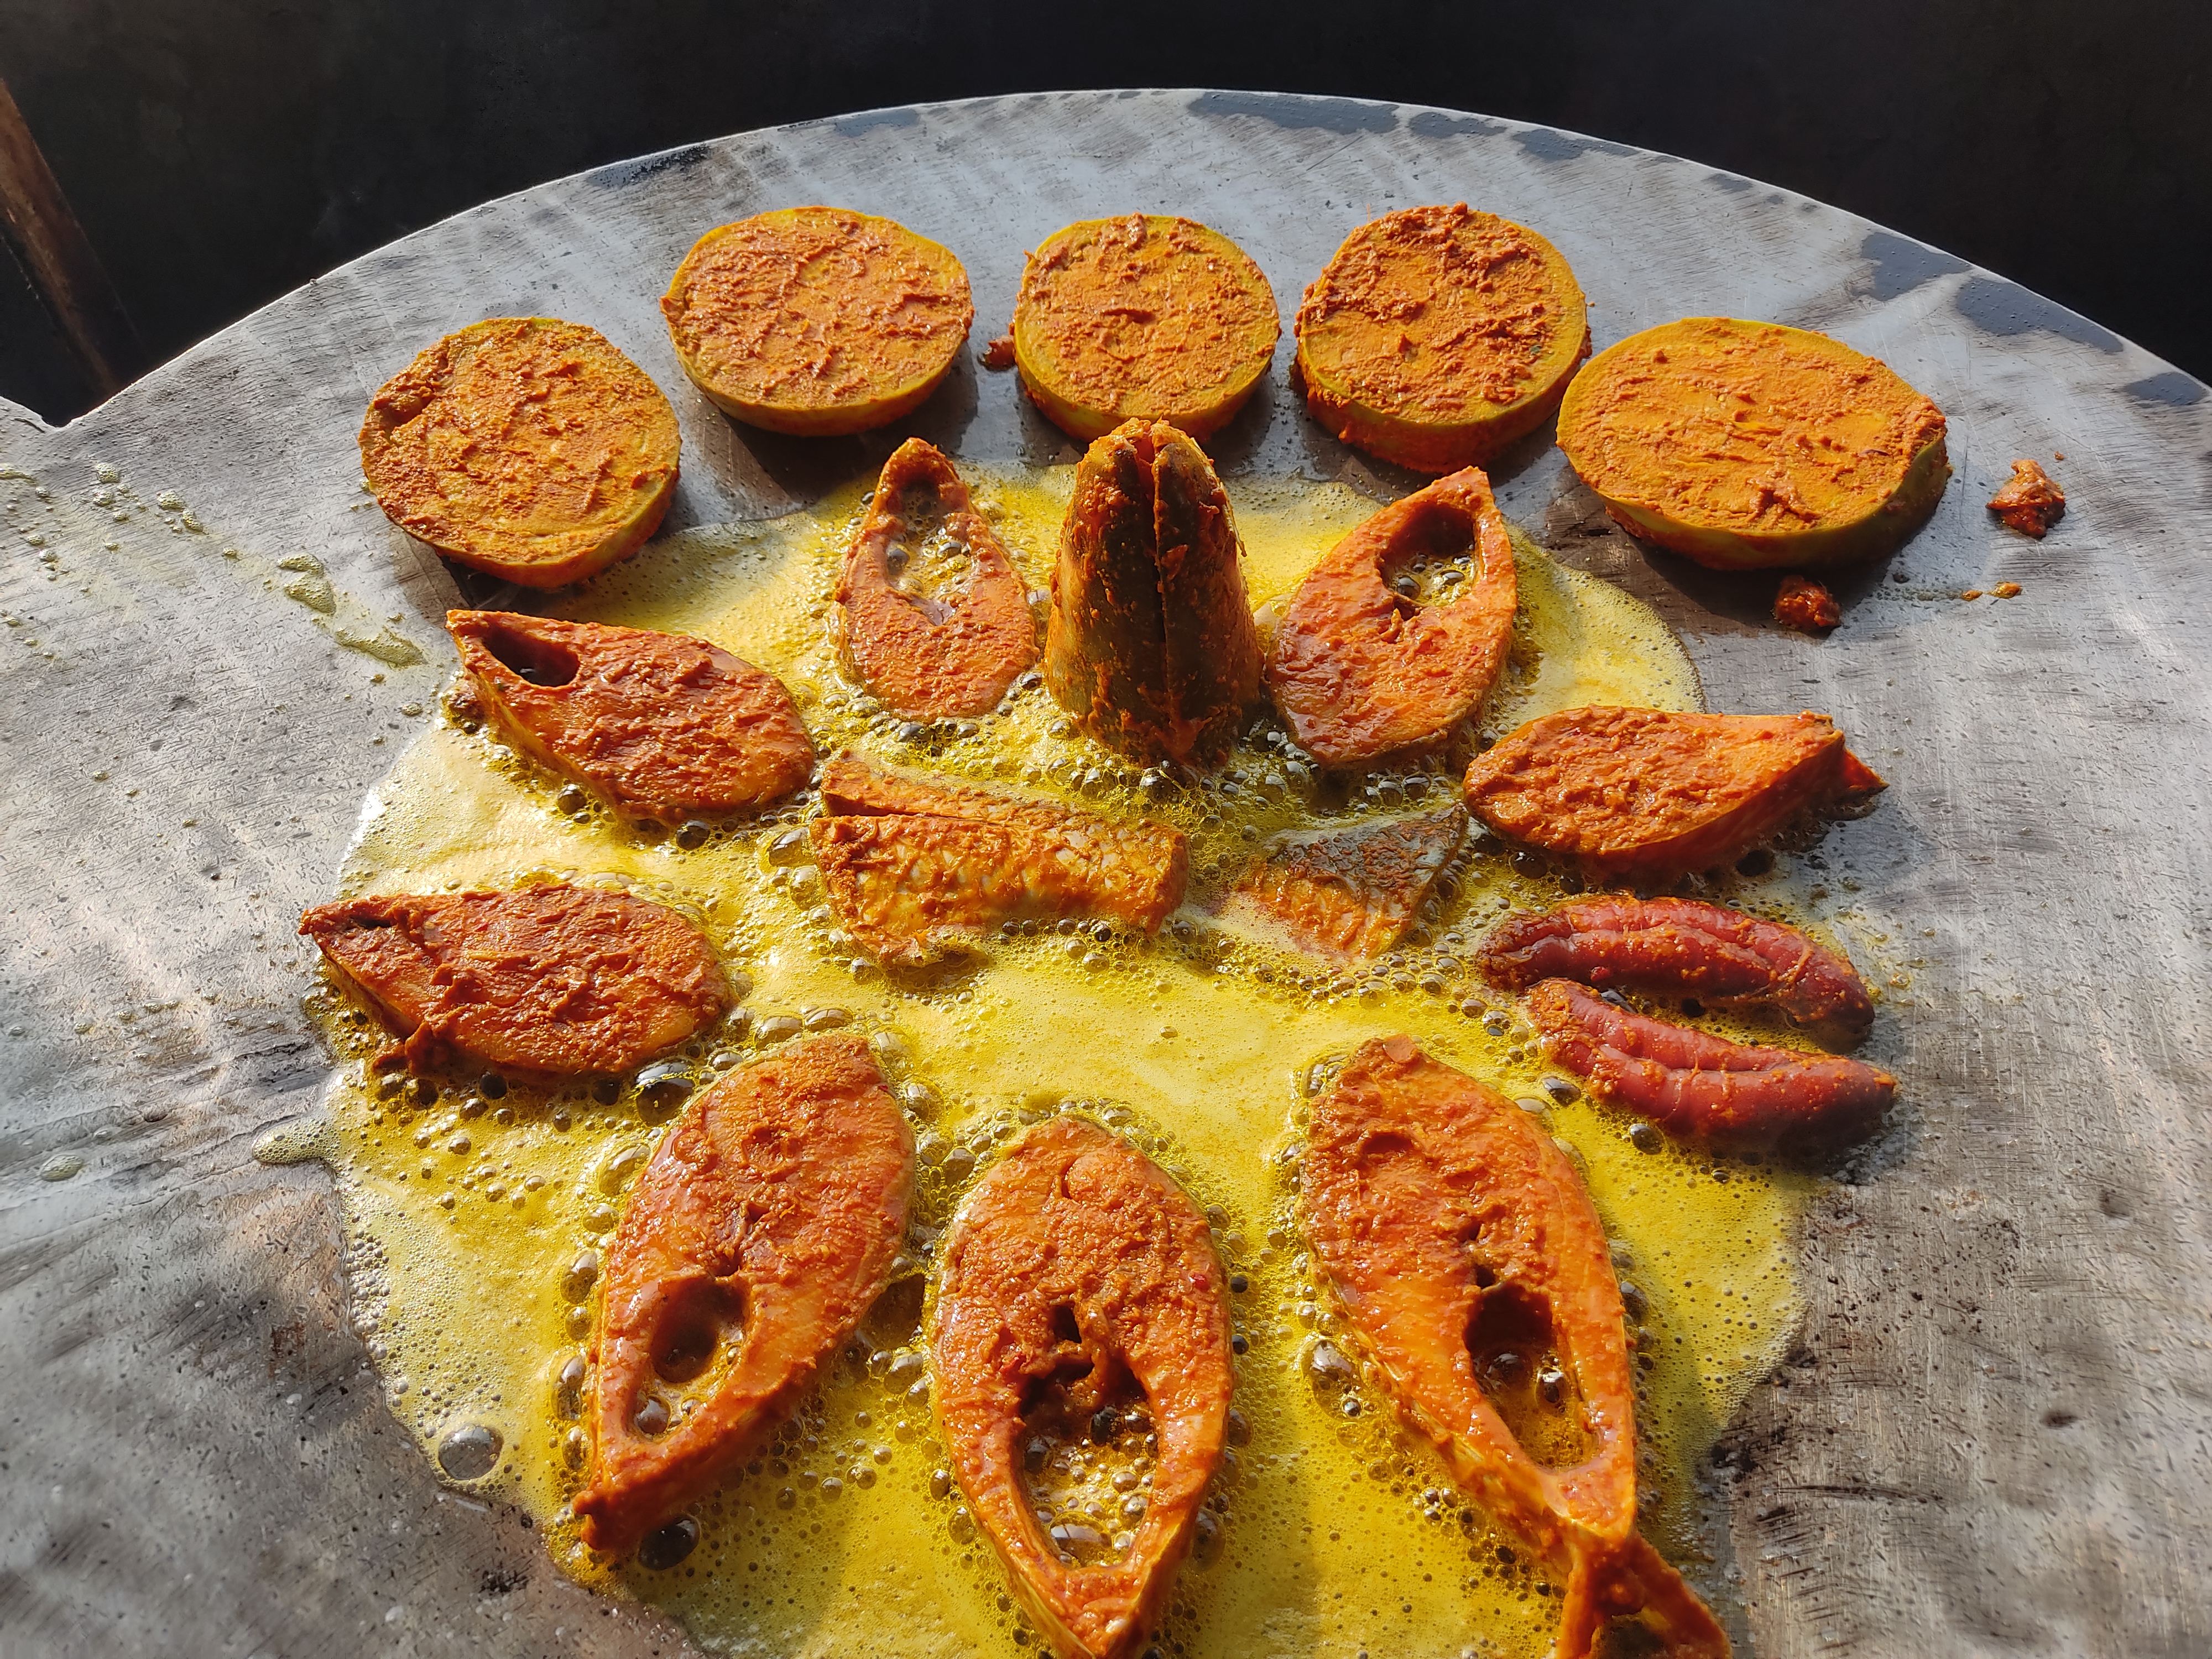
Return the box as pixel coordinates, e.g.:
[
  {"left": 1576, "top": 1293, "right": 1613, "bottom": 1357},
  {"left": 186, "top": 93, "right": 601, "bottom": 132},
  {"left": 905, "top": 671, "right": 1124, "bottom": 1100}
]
[
  {"left": 1223, "top": 804, "right": 1465, "bottom": 962},
  {"left": 835, "top": 439, "right": 1037, "bottom": 719},
  {"left": 1265, "top": 467, "right": 1519, "bottom": 764},
  {"left": 1463, "top": 706, "right": 1886, "bottom": 885},
  {"left": 1478, "top": 896, "right": 1875, "bottom": 1041},
  {"left": 660, "top": 206, "right": 973, "bottom": 436},
  {"left": 1772, "top": 573, "right": 1840, "bottom": 634},
  {"left": 931, "top": 1117, "right": 1232, "bottom": 1659},
  {"left": 1523, "top": 979, "right": 1894, "bottom": 1152},
  {"left": 1046, "top": 420, "right": 1262, "bottom": 767},
  {"left": 1556, "top": 317, "right": 1950, "bottom": 570},
  {"left": 447, "top": 611, "right": 813, "bottom": 818},
  {"left": 1294, "top": 205, "right": 1590, "bottom": 473},
  {"left": 1987, "top": 458, "right": 2065, "bottom": 537},
  {"left": 1013, "top": 214, "right": 1279, "bottom": 442},
  {"left": 573, "top": 1035, "right": 912, "bottom": 1555},
  {"left": 298, "top": 884, "right": 728, "bottom": 1074},
  {"left": 1301, "top": 1037, "right": 1728, "bottom": 1657},
  {"left": 811, "top": 753, "right": 1188, "bottom": 964},
  {"left": 358, "top": 317, "right": 679, "bottom": 589}
]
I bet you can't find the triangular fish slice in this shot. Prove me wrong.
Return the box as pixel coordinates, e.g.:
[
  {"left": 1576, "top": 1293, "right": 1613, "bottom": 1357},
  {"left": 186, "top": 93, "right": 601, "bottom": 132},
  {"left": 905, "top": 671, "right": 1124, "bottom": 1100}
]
[
  {"left": 1301, "top": 1035, "right": 1728, "bottom": 1657},
  {"left": 447, "top": 610, "right": 813, "bottom": 818},
  {"left": 931, "top": 1117, "right": 1233, "bottom": 1659},
  {"left": 836, "top": 438, "right": 1039, "bottom": 719},
  {"left": 572, "top": 1034, "right": 913, "bottom": 1554},
  {"left": 1463, "top": 705, "right": 1884, "bottom": 885},
  {"left": 1222, "top": 804, "right": 1467, "bottom": 961},
  {"left": 297, "top": 884, "right": 728, "bottom": 1074},
  {"left": 1266, "top": 467, "right": 1519, "bottom": 764}
]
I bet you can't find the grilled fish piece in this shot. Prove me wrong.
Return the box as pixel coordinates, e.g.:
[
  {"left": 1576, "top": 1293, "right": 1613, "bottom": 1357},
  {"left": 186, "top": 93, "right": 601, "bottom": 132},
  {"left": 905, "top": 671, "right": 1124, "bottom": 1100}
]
[
  {"left": 1265, "top": 468, "right": 1519, "bottom": 764},
  {"left": 298, "top": 884, "right": 728, "bottom": 1074},
  {"left": 1479, "top": 896, "right": 1875, "bottom": 1043},
  {"left": 447, "top": 611, "right": 813, "bottom": 818},
  {"left": 1463, "top": 706, "right": 1885, "bottom": 885},
  {"left": 572, "top": 1035, "right": 913, "bottom": 1554},
  {"left": 836, "top": 439, "right": 1039, "bottom": 719},
  {"left": 811, "top": 753, "right": 1188, "bottom": 965},
  {"left": 1301, "top": 1036, "right": 1728, "bottom": 1658},
  {"left": 1222, "top": 804, "right": 1466, "bottom": 962},
  {"left": 932, "top": 1117, "right": 1233, "bottom": 1659},
  {"left": 1524, "top": 979, "right": 1894, "bottom": 1151},
  {"left": 1045, "top": 419, "right": 1261, "bottom": 767}
]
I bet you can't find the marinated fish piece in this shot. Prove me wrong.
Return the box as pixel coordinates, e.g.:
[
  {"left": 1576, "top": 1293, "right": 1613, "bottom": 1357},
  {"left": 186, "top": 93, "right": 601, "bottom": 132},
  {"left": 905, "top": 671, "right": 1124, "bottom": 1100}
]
[
  {"left": 1463, "top": 706, "right": 1886, "bottom": 885},
  {"left": 1266, "top": 468, "right": 1519, "bottom": 764},
  {"left": 1987, "top": 458, "right": 2065, "bottom": 538},
  {"left": 811, "top": 753, "right": 1188, "bottom": 965},
  {"left": 573, "top": 1035, "right": 913, "bottom": 1554},
  {"left": 1478, "top": 896, "right": 1875, "bottom": 1041},
  {"left": 1045, "top": 420, "right": 1262, "bottom": 768},
  {"left": 1223, "top": 805, "right": 1466, "bottom": 962},
  {"left": 1301, "top": 1036, "right": 1727, "bottom": 1657},
  {"left": 298, "top": 884, "right": 728, "bottom": 1074},
  {"left": 835, "top": 439, "right": 1037, "bottom": 719},
  {"left": 1524, "top": 979, "right": 1895, "bottom": 1151},
  {"left": 359, "top": 317, "right": 680, "bottom": 588},
  {"left": 1772, "top": 573, "right": 1840, "bottom": 634},
  {"left": 447, "top": 611, "right": 813, "bottom": 818},
  {"left": 932, "top": 1117, "right": 1233, "bottom": 1659}
]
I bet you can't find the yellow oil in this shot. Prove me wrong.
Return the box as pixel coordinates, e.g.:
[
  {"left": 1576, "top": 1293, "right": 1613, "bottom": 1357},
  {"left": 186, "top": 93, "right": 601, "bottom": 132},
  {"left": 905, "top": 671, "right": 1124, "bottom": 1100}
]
[{"left": 289, "top": 463, "right": 1837, "bottom": 1659}]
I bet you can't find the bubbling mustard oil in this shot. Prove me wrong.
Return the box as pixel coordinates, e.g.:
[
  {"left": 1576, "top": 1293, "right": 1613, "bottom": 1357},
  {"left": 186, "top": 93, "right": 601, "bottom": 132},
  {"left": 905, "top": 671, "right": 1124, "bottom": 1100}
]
[{"left": 297, "top": 463, "right": 1858, "bottom": 1659}]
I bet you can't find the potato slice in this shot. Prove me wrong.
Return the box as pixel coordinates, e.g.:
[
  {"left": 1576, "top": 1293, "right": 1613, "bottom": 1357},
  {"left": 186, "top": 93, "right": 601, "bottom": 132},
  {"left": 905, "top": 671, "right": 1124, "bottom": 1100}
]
[
  {"left": 1293, "top": 205, "right": 1589, "bottom": 472},
  {"left": 661, "top": 206, "right": 973, "bottom": 436},
  {"left": 358, "top": 317, "right": 679, "bottom": 589},
  {"left": 1556, "top": 316, "right": 1949, "bottom": 569},
  {"left": 1013, "top": 215, "right": 1279, "bottom": 442}
]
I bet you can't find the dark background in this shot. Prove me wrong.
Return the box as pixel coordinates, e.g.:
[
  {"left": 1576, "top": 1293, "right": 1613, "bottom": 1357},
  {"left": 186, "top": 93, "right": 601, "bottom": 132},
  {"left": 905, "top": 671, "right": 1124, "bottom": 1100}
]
[{"left": 3, "top": 0, "right": 2207, "bottom": 425}]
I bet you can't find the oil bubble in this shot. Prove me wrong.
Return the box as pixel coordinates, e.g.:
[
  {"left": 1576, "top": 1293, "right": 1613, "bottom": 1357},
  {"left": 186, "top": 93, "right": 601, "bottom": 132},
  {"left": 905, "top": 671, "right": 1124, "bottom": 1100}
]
[
  {"left": 637, "top": 1515, "right": 700, "bottom": 1571},
  {"left": 436, "top": 1422, "right": 502, "bottom": 1480}
]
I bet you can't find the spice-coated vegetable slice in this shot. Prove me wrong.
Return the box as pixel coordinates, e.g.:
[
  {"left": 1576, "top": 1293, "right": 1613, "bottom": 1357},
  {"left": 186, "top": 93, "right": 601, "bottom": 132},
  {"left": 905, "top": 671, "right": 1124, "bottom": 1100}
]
[
  {"left": 447, "top": 611, "right": 813, "bottom": 819},
  {"left": 931, "top": 1117, "right": 1233, "bottom": 1659},
  {"left": 661, "top": 206, "right": 972, "bottom": 436},
  {"left": 1295, "top": 205, "right": 1590, "bottom": 473},
  {"left": 1222, "top": 804, "right": 1466, "bottom": 962},
  {"left": 573, "top": 1035, "right": 913, "bottom": 1554},
  {"left": 298, "top": 884, "right": 728, "bottom": 1074},
  {"left": 835, "top": 439, "right": 1037, "bottom": 719},
  {"left": 359, "top": 317, "right": 679, "bottom": 589},
  {"left": 1463, "top": 706, "right": 1885, "bottom": 885},
  {"left": 1265, "top": 466, "right": 1518, "bottom": 764},
  {"left": 1555, "top": 317, "right": 1949, "bottom": 570}
]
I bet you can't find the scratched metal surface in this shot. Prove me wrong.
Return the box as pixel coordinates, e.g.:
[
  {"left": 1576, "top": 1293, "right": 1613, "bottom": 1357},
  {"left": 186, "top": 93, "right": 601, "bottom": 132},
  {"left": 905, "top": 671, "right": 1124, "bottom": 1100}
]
[{"left": 1, "top": 88, "right": 2206, "bottom": 1658}]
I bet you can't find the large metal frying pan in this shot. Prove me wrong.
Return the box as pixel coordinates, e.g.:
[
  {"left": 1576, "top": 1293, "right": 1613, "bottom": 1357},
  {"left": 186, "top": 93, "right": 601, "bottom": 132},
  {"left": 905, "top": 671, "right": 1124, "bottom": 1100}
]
[{"left": 2, "top": 89, "right": 2206, "bottom": 1658}]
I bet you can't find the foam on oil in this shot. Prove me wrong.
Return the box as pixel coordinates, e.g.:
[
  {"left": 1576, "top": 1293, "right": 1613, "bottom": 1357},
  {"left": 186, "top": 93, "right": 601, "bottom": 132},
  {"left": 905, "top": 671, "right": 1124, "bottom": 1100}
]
[{"left": 301, "top": 463, "right": 1838, "bottom": 1658}]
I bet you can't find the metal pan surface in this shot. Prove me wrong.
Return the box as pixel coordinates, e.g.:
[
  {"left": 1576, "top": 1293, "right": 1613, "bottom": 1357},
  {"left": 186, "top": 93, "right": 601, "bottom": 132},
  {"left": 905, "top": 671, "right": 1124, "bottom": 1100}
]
[{"left": 1, "top": 88, "right": 2207, "bottom": 1659}]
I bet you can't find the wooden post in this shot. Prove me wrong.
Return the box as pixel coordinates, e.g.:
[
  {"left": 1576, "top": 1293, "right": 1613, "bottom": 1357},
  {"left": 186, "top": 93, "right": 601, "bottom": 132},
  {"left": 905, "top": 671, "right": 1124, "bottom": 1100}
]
[{"left": 0, "top": 71, "right": 142, "bottom": 402}]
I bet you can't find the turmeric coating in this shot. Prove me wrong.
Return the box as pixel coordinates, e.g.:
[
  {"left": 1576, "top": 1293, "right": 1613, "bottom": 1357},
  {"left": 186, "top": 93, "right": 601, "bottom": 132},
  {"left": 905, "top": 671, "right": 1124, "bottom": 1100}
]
[
  {"left": 1771, "top": 574, "right": 1840, "bottom": 634},
  {"left": 1464, "top": 706, "right": 1886, "bottom": 885},
  {"left": 1301, "top": 1037, "right": 1728, "bottom": 1658},
  {"left": 1013, "top": 215, "right": 1279, "bottom": 442},
  {"left": 1555, "top": 317, "right": 1950, "bottom": 570},
  {"left": 298, "top": 884, "right": 728, "bottom": 1074},
  {"left": 1523, "top": 980, "right": 1895, "bottom": 1152},
  {"left": 1294, "top": 205, "right": 1590, "bottom": 473},
  {"left": 1987, "top": 458, "right": 2065, "bottom": 537},
  {"left": 931, "top": 1117, "right": 1233, "bottom": 1659},
  {"left": 661, "top": 206, "right": 973, "bottom": 436},
  {"left": 359, "top": 317, "right": 680, "bottom": 589},
  {"left": 447, "top": 611, "right": 813, "bottom": 818},
  {"left": 1265, "top": 466, "right": 1519, "bottom": 764},
  {"left": 573, "top": 1035, "right": 913, "bottom": 1555},
  {"left": 1046, "top": 420, "right": 1262, "bottom": 767},
  {"left": 810, "top": 753, "right": 1188, "bottom": 964},
  {"left": 834, "top": 439, "right": 1038, "bottom": 720},
  {"left": 1223, "top": 804, "right": 1465, "bottom": 962},
  {"left": 1478, "top": 896, "right": 1875, "bottom": 1041}
]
